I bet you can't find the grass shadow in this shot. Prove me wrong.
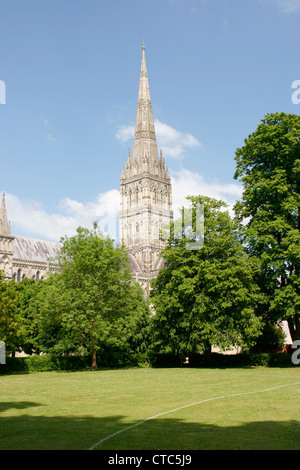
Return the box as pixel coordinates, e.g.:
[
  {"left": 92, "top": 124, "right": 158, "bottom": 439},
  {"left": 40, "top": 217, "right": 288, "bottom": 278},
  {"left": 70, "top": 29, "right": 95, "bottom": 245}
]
[{"left": 0, "top": 407, "right": 299, "bottom": 450}]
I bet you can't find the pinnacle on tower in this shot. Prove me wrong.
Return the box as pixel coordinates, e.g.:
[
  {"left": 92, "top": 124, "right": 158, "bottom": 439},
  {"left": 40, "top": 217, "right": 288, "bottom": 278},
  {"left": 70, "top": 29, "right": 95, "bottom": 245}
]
[{"left": 0, "top": 192, "right": 11, "bottom": 235}]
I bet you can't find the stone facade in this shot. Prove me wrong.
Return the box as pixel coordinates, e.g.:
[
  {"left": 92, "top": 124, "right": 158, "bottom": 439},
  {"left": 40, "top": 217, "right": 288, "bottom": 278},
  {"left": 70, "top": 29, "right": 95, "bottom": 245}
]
[{"left": 119, "top": 45, "right": 173, "bottom": 294}]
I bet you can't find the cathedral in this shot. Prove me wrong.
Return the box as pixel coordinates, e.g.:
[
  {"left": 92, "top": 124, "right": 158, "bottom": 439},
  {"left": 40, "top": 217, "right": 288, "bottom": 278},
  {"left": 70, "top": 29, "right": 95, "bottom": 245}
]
[
  {"left": 0, "top": 45, "right": 172, "bottom": 292},
  {"left": 119, "top": 44, "right": 173, "bottom": 294}
]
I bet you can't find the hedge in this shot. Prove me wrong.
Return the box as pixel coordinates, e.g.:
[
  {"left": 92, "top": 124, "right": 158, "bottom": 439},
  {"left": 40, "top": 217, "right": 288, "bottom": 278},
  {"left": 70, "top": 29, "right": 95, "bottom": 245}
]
[
  {"left": 0, "top": 355, "right": 91, "bottom": 374},
  {"left": 0, "top": 351, "right": 147, "bottom": 374},
  {"left": 150, "top": 352, "right": 298, "bottom": 368},
  {"left": 0, "top": 351, "right": 297, "bottom": 374}
]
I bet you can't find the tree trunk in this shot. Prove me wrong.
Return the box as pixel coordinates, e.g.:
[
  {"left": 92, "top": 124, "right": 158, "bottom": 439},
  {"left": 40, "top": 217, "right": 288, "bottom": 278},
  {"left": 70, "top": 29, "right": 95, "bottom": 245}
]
[{"left": 91, "top": 347, "right": 97, "bottom": 370}]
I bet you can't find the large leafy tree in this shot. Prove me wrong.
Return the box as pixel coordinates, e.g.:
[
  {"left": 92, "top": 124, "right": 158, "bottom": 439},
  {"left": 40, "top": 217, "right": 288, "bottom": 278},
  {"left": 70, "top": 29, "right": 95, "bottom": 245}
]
[
  {"left": 234, "top": 112, "right": 300, "bottom": 341},
  {"left": 33, "top": 224, "right": 150, "bottom": 369},
  {"left": 150, "top": 196, "right": 264, "bottom": 360}
]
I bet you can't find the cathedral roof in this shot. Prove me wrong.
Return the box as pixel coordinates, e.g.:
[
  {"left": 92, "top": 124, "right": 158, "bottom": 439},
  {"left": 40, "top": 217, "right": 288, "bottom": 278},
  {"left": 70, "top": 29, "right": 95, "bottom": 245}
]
[{"left": 13, "top": 236, "right": 61, "bottom": 263}]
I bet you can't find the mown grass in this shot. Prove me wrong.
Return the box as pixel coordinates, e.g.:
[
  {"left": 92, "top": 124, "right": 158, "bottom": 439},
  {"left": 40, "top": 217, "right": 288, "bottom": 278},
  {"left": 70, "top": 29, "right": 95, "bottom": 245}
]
[{"left": 0, "top": 367, "right": 299, "bottom": 450}]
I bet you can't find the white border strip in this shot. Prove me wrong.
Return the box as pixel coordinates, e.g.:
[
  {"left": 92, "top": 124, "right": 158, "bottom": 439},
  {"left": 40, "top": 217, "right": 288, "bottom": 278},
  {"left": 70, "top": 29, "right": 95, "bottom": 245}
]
[{"left": 88, "top": 381, "right": 300, "bottom": 450}]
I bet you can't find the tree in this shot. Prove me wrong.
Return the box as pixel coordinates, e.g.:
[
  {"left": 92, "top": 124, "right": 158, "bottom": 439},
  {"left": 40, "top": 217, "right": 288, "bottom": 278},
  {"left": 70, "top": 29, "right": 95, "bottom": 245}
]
[
  {"left": 150, "top": 196, "right": 264, "bottom": 360},
  {"left": 35, "top": 223, "right": 149, "bottom": 369},
  {"left": 0, "top": 273, "right": 24, "bottom": 354},
  {"left": 234, "top": 112, "right": 300, "bottom": 341}
]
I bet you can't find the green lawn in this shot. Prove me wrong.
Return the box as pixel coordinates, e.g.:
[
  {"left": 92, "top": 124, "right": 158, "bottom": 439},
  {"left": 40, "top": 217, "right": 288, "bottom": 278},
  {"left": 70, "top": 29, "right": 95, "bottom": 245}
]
[{"left": 0, "top": 367, "right": 299, "bottom": 450}]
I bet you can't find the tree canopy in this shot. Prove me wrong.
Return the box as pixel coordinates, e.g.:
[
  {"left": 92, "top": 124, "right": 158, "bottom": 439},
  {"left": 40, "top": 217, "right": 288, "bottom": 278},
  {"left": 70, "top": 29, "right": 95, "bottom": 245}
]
[
  {"left": 150, "top": 196, "right": 264, "bottom": 359},
  {"left": 234, "top": 112, "right": 300, "bottom": 341}
]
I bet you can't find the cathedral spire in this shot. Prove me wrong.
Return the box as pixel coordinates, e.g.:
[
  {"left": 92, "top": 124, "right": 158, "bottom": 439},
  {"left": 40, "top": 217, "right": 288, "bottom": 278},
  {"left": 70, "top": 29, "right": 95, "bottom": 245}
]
[
  {"left": 119, "top": 45, "right": 173, "bottom": 294},
  {"left": 132, "top": 43, "right": 158, "bottom": 165},
  {"left": 0, "top": 192, "right": 11, "bottom": 235}
]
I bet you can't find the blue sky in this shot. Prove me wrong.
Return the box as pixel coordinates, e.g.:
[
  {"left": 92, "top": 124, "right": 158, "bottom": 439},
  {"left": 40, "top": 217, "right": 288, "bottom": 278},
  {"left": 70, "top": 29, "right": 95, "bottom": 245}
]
[{"left": 1, "top": 0, "right": 300, "bottom": 241}]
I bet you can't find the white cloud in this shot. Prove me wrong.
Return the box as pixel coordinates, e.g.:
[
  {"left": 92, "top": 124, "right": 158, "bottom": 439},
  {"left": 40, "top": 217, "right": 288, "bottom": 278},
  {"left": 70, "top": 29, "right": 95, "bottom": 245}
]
[
  {"left": 155, "top": 119, "right": 201, "bottom": 159},
  {"left": 45, "top": 132, "right": 56, "bottom": 143},
  {"left": 116, "top": 124, "right": 135, "bottom": 142},
  {"left": 277, "top": 0, "right": 300, "bottom": 13},
  {"left": 116, "top": 119, "right": 201, "bottom": 159},
  {"left": 171, "top": 168, "right": 243, "bottom": 218},
  {"left": 4, "top": 190, "right": 120, "bottom": 242},
  {"left": 40, "top": 116, "right": 50, "bottom": 126},
  {"left": 40, "top": 116, "right": 56, "bottom": 143}
]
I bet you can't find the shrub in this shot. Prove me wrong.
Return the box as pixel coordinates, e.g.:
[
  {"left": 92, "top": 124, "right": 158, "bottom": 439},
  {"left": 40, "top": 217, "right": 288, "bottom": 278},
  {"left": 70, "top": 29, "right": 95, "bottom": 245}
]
[{"left": 0, "top": 351, "right": 297, "bottom": 374}]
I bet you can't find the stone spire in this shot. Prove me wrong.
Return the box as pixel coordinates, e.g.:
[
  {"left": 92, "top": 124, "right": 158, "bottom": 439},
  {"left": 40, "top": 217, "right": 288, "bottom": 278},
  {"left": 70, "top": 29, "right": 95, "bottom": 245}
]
[
  {"left": 119, "top": 45, "right": 173, "bottom": 296},
  {"left": 132, "top": 43, "right": 159, "bottom": 166},
  {"left": 0, "top": 193, "right": 11, "bottom": 235}
]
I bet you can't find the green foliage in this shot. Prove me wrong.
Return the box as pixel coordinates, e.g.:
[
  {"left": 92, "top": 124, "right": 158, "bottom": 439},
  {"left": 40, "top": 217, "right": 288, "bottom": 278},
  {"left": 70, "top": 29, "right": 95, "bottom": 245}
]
[
  {"left": 104, "top": 282, "right": 152, "bottom": 356},
  {"left": 0, "top": 273, "right": 24, "bottom": 353},
  {"left": 25, "top": 274, "right": 71, "bottom": 354},
  {"left": 13, "top": 277, "right": 43, "bottom": 354},
  {"left": 25, "top": 224, "right": 151, "bottom": 369},
  {"left": 150, "top": 196, "right": 265, "bottom": 358},
  {"left": 250, "top": 322, "right": 286, "bottom": 353},
  {"left": 1, "top": 224, "right": 151, "bottom": 364},
  {"left": 0, "top": 353, "right": 134, "bottom": 374},
  {"left": 234, "top": 112, "right": 300, "bottom": 341}
]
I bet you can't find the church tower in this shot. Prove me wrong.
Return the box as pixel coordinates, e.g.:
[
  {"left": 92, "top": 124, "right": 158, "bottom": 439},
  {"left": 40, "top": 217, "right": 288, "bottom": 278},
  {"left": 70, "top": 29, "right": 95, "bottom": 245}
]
[
  {"left": 119, "top": 45, "right": 173, "bottom": 294},
  {"left": 0, "top": 193, "right": 15, "bottom": 280}
]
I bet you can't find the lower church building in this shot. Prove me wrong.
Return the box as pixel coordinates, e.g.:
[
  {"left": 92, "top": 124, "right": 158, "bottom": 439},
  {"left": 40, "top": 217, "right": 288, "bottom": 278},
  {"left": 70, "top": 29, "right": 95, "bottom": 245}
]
[
  {"left": 0, "top": 193, "right": 61, "bottom": 281},
  {"left": 0, "top": 45, "right": 172, "bottom": 294}
]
